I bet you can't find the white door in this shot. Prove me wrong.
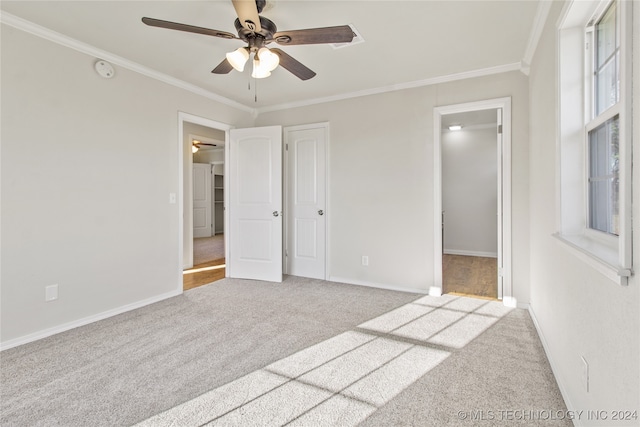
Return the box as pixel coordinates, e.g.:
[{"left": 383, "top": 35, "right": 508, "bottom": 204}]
[
  {"left": 228, "top": 126, "right": 283, "bottom": 282},
  {"left": 285, "top": 125, "right": 327, "bottom": 279},
  {"left": 193, "top": 163, "right": 212, "bottom": 238},
  {"left": 496, "top": 109, "right": 504, "bottom": 299}
]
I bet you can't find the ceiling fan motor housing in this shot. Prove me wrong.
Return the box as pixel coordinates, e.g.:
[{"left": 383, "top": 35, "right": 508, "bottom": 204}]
[{"left": 234, "top": 16, "right": 277, "bottom": 49}]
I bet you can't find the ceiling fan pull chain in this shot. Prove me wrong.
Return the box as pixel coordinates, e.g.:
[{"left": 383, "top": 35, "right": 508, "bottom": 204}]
[{"left": 255, "top": 78, "right": 258, "bottom": 103}]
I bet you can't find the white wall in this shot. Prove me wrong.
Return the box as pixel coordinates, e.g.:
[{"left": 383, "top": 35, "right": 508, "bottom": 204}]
[
  {"left": 528, "top": 1, "right": 639, "bottom": 423},
  {"left": 255, "top": 71, "right": 529, "bottom": 300},
  {"left": 0, "top": 25, "right": 252, "bottom": 346},
  {"left": 442, "top": 126, "right": 498, "bottom": 257},
  {"left": 193, "top": 149, "right": 224, "bottom": 164}
]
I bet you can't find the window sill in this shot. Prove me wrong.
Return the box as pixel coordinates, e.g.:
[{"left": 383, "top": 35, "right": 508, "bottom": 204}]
[{"left": 552, "top": 232, "right": 630, "bottom": 285}]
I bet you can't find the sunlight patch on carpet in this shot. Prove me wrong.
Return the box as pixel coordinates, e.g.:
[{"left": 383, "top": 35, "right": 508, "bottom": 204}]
[{"left": 134, "top": 295, "right": 513, "bottom": 427}]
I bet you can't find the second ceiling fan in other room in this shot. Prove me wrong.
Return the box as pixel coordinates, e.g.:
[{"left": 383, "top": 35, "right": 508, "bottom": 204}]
[{"left": 142, "top": 0, "right": 354, "bottom": 80}]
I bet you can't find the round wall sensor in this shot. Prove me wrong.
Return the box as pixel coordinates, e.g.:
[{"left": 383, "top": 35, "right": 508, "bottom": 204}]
[{"left": 94, "top": 60, "right": 114, "bottom": 78}]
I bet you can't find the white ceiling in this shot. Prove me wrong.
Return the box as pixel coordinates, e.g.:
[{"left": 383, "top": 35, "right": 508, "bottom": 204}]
[{"left": 1, "top": 0, "right": 540, "bottom": 110}]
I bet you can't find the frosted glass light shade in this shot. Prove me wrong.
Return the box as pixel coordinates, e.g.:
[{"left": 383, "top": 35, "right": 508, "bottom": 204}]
[
  {"left": 257, "top": 47, "right": 279, "bottom": 71},
  {"left": 251, "top": 57, "right": 271, "bottom": 79},
  {"left": 192, "top": 145, "right": 199, "bottom": 153},
  {"left": 226, "top": 48, "right": 249, "bottom": 72}
]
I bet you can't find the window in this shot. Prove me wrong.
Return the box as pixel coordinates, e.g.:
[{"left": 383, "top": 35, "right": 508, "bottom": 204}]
[
  {"left": 556, "top": 0, "right": 632, "bottom": 285},
  {"left": 587, "top": 1, "right": 620, "bottom": 236}
]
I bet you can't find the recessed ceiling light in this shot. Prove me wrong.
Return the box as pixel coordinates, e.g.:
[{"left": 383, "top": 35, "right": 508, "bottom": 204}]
[{"left": 449, "top": 125, "right": 462, "bottom": 131}]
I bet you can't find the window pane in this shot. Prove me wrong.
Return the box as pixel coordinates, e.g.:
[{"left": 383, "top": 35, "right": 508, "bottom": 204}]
[
  {"left": 594, "top": 1, "right": 619, "bottom": 116},
  {"left": 588, "top": 116, "right": 619, "bottom": 235},
  {"left": 596, "top": 2, "right": 617, "bottom": 68},
  {"left": 595, "top": 56, "right": 619, "bottom": 114}
]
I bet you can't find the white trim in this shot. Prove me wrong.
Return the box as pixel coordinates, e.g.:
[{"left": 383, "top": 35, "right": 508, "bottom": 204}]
[
  {"left": 443, "top": 249, "right": 498, "bottom": 258},
  {"left": 433, "top": 97, "right": 512, "bottom": 300},
  {"left": 0, "top": 11, "right": 254, "bottom": 114},
  {"left": 553, "top": 233, "right": 624, "bottom": 284},
  {"left": 328, "top": 276, "right": 428, "bottom": 295},
  {"left": 528, "top": 305, "right": 581, "bottom": 426},
  {"left": 257, "top": 62, "right": 522, "bottom": 114},
  {"left": 521, "top": 0, "right": 553, "bottom": 74},
  {"left": 178, "top": 112, "right": 232, "bottom": 277},
  {"left": 0, "top": 289, "right": 181, "bottom": 351}
]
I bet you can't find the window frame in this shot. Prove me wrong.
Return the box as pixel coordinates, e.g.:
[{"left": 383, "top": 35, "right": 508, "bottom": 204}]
[
  {"left": 556, "top": 0, "right": 633, "bottom": 285},
  {"left": 585, "top": 1, "right": 620, "bottom": 240}
]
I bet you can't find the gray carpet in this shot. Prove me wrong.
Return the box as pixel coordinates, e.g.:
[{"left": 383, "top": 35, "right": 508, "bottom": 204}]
[{"left": 0, "top": 276, "right": 569, "bottom": 426}]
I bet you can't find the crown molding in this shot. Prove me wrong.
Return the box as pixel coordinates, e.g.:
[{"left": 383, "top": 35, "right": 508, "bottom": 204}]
[
  {"left": 0, "top": 11, "right": 256, "bottom": 114},
  {"left": 256, "top": 62, "right": 522, "bottom": 115},
  {"left": 2, "top": 10, "right": 538, "bottom": 118},
  {"left": 521, "top": 0, "right": 553, "bottom": 75}
]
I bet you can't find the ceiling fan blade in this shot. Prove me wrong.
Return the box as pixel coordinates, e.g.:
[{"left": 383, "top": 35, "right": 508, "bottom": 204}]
[
  {"left": 142, "top": 17, "right": 238, "bottom": 40},
  {"left": 231, "top": 0, "right": 262, "bottom": 33},
  {"left": 212, "top": 58, "right": 234, "bottom": 74},
  {"left": 270, "top": 49, "right": 316, "bottom": 81},
  {"left": 273, "top": 25, "right": 354, "bottom": 45}
]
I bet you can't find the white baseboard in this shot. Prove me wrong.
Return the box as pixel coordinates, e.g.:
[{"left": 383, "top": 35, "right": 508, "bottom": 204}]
[
  {"left": 0, "top": 289, "right": 182, "bottom": 351},
  {"left": 528, "top": 304, "right": 579, "bottom": 426},
  {"left": 429, "top": 286, "right": 443, "bottom": 297},
  {"left": 328, "top": 276, "right": 428, "bottom": 295},
  {"left": 444, "top": 249, "right": 498, "bottom": 258}
]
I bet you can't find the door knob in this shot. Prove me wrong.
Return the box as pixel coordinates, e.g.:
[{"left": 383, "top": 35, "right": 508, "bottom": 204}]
[
  {"left": 273, "top": 211, "right": 279, "bottom": 217},
  {"left": 318, "top": 209, "right": 324, "bottom": 216}
]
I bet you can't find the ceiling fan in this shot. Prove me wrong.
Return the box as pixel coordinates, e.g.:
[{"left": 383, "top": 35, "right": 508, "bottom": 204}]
[
  {"left": 142, "top": 0, "right": 354, "bottom": 80},
  {"left": 192, "top": 140, "right": 217, "bottom": 153}
]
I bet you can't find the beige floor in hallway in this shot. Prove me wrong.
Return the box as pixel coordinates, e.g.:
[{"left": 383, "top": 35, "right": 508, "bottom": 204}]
[
  {"left": 443, "top": 254, "right": 498, "bottom": 299},
  {"left": 184, "top": 235, "right": 226, "bottom": 291}
]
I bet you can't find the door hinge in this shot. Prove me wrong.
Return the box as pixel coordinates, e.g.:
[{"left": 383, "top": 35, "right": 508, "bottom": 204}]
[
  {"left": 285, "top": 143, "right": 289, "bottom": 151},
  {"left": 497, "top": 124, "right": 503, "bottom": 134},
  {"left": 498, "top": 267, "right": 504, "bottom": 277}
]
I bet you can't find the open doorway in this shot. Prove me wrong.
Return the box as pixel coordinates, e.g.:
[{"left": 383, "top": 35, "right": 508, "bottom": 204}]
[
  {"left": 432, "top": 97, "right": 513, "bottom": 306},
  {"left": 178, "top": 113, "right": 231, "bottom": 291},
  {"left": 441, "top": 110, "right": 498, "bottom": 298}
]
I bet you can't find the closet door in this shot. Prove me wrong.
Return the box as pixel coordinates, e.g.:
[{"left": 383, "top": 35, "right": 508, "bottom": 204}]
[
  {"left": 193, "top": 163, "right": 212, "bottom": 238},
  {"left": 285, "top": 124, "right": 327, "bottom": 280}
]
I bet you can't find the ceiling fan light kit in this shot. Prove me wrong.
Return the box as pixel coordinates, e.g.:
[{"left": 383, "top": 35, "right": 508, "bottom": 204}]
[
  {"left": 142, "top": 0, "right": 354, "bottom": 82},
  {"left": 256, "top": 48, "right": 279, "bottom": 71},
  {"left": 226, "top": 47, "right": 250, "bottom": 72}
]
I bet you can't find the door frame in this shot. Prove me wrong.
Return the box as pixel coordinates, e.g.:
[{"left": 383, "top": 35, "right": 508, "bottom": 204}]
[
  {"left": 283, "top": 122, "right": 330, "bottom": 280},
  {"left": 177, "top": 112, "right": 231, "bottom": 275},
  {"left": 432, "top": 97, "right": 514, "bottom": 306}
]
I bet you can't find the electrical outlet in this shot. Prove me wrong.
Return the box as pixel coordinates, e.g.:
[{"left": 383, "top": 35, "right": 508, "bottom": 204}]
[
  {"left": 581, "top": 356, "right": 589, "bottom": 392},
  {"left": 45, "top": 284, "right": 58, "bottom": 302},
  {"left": 362, "top": 256, "right": 369, "bottom": 266}
]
